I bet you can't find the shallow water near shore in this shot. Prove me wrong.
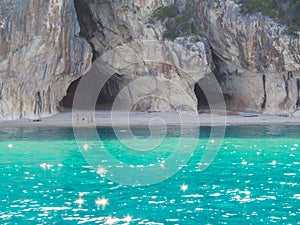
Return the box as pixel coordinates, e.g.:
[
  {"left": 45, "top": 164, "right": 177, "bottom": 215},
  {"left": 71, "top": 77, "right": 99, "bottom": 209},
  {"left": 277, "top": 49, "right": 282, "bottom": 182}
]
[{"left": 0, "top": 125, "right": 299, "bottom": 224}]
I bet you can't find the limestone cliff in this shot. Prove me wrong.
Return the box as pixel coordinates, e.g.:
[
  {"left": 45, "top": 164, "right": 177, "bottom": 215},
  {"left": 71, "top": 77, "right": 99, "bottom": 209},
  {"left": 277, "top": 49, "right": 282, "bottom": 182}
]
[
  {"left": 73, "top": 0, "right": 300, "bottom": 115},
  {"left": 0, "top": 0, "right": 92, "bottom": 120},
  {"left": 1, "top": 0, "right": 300, "bottom": 119},
  {"left": 73, "top": 0, "right": 214, "bottom": 113},
  {"left": 194, "top": 0, "right": 300, "bottom": 115}
]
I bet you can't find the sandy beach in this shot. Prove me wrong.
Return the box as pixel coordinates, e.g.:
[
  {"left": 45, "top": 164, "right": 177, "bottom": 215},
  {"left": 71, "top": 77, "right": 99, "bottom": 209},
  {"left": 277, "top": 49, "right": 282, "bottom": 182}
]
[{"left": 1, "top": 110, "right": 300, "bottom": 128}]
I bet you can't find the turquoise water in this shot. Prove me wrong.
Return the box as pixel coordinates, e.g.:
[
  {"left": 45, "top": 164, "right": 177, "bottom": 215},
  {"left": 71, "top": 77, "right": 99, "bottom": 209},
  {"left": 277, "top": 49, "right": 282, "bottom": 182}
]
[{"left": 0, "top": 126, "right": 299, "bottom": 224}]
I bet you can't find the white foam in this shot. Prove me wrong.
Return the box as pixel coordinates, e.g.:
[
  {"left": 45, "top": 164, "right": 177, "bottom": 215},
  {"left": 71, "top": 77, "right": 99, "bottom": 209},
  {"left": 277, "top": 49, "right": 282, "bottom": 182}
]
[{"left": 40, "top": 207, "right": 71, "bottom": 211}]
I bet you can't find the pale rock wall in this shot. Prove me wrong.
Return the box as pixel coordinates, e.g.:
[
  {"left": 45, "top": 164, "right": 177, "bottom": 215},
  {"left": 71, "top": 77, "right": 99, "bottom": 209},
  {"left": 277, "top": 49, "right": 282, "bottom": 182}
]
[
  {"left": 0, "top": 0, "right": 92, "bottom": 120},
  {"left": 75, "top": 0, "right": 214, "bottom": 113},
  {"left": 1, "top": 0, "right": 300, "bottom": 118},
  {"left": 75, "top": 0, "right": 300, "bottom": 115},
  {"left": 74, "top": 0, "right": 170, "bottom": 51},
  {"left": 195, "top": 0, "right": 300, "bottom": 115},
  {"left": 100, "top": 37, "right": 213, "bottom": 113}
]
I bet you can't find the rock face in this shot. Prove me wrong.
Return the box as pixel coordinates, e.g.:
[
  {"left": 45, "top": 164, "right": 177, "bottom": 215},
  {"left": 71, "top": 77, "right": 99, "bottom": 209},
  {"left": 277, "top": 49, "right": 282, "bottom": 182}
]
[
  {"left": 74, "top": 0, "right": 214, "bottom": 113},
  {"left": 0, "top": 0, "right": 92, "bottom": 120},
  {"left": 194, "top": 0, "right": 300, "bottom": 115},
  {"left": 73, "top": 0, "right": 300, "bottom": 115},
  {"left": 74, "top": 0, "right": 167, "bottom": 53},
  {"left": 99, "top": 37, "right": 213, "bottom": 113},
  {"left": 1, "top": 0, "right": 300, "bottom": 119}
]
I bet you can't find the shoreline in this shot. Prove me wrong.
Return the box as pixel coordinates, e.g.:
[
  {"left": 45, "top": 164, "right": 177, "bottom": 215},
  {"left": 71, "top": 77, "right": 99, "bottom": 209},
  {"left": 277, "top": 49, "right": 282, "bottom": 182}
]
[{"left": 1, "top": 110, "right": 300, "bottom": 128}]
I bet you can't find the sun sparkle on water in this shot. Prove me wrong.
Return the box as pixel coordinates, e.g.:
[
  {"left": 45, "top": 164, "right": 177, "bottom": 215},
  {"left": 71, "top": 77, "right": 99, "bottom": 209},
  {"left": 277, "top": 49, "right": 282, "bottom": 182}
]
[
  {"left": 105, "top": 216, "right": 117, "bottom": 225},
  {"left": 83, "top": 144, "right": 89, "bottom": 150},
  {"left": 97, "top": 166, "right": 107, "bottom": 177},
  {"left": 95, "top": 197, "right": 109, "bottom": 209},
  {"left": 75, "top": 197, "right": 84, "bottom": 207},
  {"left": 180, "top": 184, "right": 188, "bottom": 192},
  {"left": 124, "top": 215, "right": 132, "bottom": 223},
  {"left": 1, "top": 125, "right": 300, "bottom": 224}
]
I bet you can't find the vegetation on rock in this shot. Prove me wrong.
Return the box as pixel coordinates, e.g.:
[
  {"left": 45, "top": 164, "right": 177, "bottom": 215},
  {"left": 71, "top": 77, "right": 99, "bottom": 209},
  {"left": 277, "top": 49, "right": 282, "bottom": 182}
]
[
  {"left": 237, "top": 0, "right": 300, "bottom": 36},
  {"left": 152, "top": 0, "right": 198, "bottom": 40},
  {"left": 152, "top": 3, "right": 179, "bottom": 20},
  {"left": 153, "top": 1, "right": 300, "bottom": 39}
]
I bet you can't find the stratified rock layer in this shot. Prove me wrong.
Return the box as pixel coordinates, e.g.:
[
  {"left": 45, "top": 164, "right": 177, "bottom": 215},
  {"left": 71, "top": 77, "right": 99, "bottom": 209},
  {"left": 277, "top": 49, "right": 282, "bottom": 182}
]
[
  {"left": 100, "top": 37, "right": 214, "bottom": 113},
  {"left": 75, "top": 0, "right": 214, "bottom": 113},
  {"left": 75, "top": 0, "right": 300, "bottom": 115},
  {"left": 0, "top": 0, "right": 92, "bottom": 120},
  {"left": 195, "top": 0, "right": 300, "bottom": 115},
  {"left": 1, "top": 0, "right": 300, "bottom": 119}
]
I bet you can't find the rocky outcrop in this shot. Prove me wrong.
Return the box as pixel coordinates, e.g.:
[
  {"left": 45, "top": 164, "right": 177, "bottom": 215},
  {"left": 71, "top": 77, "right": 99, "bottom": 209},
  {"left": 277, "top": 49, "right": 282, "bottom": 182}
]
[
  {"left": 194, "top": 0, "right": 300, "bottom": 115},
  {"left": 1, "top": 0, "right": 300, "bottom": 119},
  {"left": 99, "top": 37, "right": 213, "bottom": 113},
  {"left": 0, "top": 0, "right": 92, "bottom": 120},
  {"left": 74, "top": 0, "right": 300, "bottom": 115},
  {"left": 74, "top": 0, "right": 214, "bottom": 113},
  {"left": 74, "top": 0, "right": 167, "bottom": 52}
]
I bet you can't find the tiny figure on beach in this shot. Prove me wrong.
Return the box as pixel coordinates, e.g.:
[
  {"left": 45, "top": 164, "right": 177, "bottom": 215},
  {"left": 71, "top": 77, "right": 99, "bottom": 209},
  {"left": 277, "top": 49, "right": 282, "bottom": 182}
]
[
  {"left": 74, "top": 113, "right": 94, "bottom": 124},
  {"left": 88, "top": 113, "right": 94, "bottom": 123},
  {"left": 75, "top": 113, "right": 80, "bottom": 122}
]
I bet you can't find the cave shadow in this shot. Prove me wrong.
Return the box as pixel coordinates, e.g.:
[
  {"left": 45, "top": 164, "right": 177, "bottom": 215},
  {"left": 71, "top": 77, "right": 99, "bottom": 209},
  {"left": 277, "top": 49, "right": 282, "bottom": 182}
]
[
  {"left": 194, "top": 82, "right": 210, "bottom": 113},
  {"left": 194, "top": 76, "right": 230, "bottom": 115},
  {"left": 60, "top": 75, "right": 228, "bottom": 114},
  {"left": 59, "top": 76, "right": 120, "bottom": 111}
]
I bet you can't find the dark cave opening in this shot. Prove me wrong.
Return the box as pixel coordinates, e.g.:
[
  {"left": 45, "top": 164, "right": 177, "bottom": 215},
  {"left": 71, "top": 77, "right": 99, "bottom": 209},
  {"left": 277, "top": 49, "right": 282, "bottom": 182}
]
[
  {"left": 194, "top": 82, "right": 209, "bottom": 112},
  {"left": 74, "top": 0, "right": 100, "bottom": 62},
  {"left": 67, "top": 0, "right": 122, "bottom": 110},
  {"left": 59, "top": 75, "right": 121, "bottom": 110},
  {"left": 59, "top": 78, "right": 79, "bottom": 109},
  {"left": 194, "top": 75, "right": 230, "bottom": 113}
]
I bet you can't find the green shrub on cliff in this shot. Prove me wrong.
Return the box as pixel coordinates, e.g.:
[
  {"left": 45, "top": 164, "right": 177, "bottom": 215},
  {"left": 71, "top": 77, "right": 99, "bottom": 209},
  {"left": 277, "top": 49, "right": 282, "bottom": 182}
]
[
  {"left": 286, "top": 27, "right": 299, "bottom": 38},
  {"left": 152, "top": 0, "right": 198, "bottom": 40},
  {"left": 237, "top": 0, "right": 300, "bottom": 33},
  {"left": 153, "top": 4, "right": 179, "bottom": 20}
]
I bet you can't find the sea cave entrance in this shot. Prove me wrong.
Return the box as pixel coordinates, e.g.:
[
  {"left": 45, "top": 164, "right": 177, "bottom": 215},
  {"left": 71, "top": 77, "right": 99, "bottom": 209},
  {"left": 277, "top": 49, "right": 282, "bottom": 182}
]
[
  {"left": 194, "top": 76, "right": 228, "bottom": 113},
  {"left": 59, "top": 75, "right": 121, "bottom": 111},
  {"left": 194, "top": 82, "right": 209, "bottom": 113}
]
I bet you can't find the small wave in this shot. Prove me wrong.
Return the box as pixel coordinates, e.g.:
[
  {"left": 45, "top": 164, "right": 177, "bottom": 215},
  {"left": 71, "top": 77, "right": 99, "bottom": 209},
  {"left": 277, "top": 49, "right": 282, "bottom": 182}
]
[{"left": 40, "top": 207, "right": 71, "bottom": 211}]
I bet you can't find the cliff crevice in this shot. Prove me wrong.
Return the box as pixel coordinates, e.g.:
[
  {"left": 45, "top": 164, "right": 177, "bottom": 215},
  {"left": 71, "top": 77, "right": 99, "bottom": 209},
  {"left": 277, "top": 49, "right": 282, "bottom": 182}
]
[
  {"left": 1, "top": 0, "right": 300, "bottom": 119},
  {"left": 0, "top": 0, "right": 92, "bottom": 120}
]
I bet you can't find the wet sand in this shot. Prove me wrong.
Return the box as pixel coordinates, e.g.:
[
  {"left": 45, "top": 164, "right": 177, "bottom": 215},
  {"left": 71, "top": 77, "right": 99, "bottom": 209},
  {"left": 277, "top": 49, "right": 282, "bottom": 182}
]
[{"left": 1, "top": 110, "right": 300, "bottom": 128}]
